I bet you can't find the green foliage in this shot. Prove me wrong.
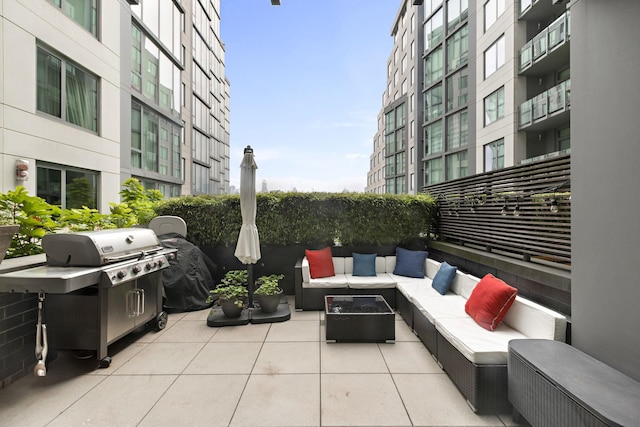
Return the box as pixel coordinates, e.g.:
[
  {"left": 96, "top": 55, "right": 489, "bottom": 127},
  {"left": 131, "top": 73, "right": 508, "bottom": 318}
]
[
  {"left": 155, "top": 192, "right": 437, "bottom": 247},
  {"left": 254, "top": 274, "right": 284, "bottom": 296},
  {"left": 207, "top": 270, "right": 249, "bottom": 307},
  {"left": 110, "top": 178, "right": 163, "bottom": 226},
  {"left": 58, "top": 207, "right": 116, "bottom": 232},
  {"left": 0, "top": 186, "right": 61, "bottom": 257},
  {"left": 0, "top": 180, "right": 166, "bottom": 259}
]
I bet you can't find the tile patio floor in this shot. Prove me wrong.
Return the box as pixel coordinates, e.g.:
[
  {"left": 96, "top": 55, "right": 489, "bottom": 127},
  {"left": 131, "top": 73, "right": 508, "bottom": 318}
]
[{"left": 0, "top": 297, "right": 520, "bottom": 426}]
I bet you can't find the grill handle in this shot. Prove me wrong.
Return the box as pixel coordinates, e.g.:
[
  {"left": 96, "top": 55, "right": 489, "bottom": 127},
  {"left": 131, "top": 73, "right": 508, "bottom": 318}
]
[{"left": 104, "top": 248, "right": 161, "bottom": 264}]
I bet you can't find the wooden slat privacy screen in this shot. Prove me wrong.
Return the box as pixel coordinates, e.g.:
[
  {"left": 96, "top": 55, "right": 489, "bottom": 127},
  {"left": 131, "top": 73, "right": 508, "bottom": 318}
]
[{"left": 424, "top": 155, "right": 571, "bottom": 267}]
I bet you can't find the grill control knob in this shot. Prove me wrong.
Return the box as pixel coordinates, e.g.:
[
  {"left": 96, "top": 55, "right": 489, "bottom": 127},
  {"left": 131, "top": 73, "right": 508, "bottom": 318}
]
[
  {"left": 117, "top": 270, "right": 127, "bottom": 279},
  {"left": 157, "top": 259, "right": 164, "bottom": 267},
  {"left": 132, "top": 265, "right": 141, "bottom": 274},
  {"left": 145, "top": 262, "right": 154, "bottom": 271}
]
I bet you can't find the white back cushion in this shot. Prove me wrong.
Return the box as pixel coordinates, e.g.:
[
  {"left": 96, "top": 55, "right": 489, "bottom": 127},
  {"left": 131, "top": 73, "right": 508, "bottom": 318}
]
[{"left": 503, "top": 296, "right": 567, "bottom": 341}]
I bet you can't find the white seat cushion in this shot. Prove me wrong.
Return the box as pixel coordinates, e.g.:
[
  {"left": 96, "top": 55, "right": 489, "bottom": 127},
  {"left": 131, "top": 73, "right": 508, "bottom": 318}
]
[
  {"left": 347, "top": 273, "right": 397, "bottom": 289},
  {"left": 303, "top": 274, "right": 349, "bottom": 289},
  {"left": 435, "top": 316, "right": 527, "bottom": 364},
  {"left": 503, "top": 296, "right": 567, "bottom": 341},
  {"left": 413, "top": 293, "right": 468, "bottom": 324}
]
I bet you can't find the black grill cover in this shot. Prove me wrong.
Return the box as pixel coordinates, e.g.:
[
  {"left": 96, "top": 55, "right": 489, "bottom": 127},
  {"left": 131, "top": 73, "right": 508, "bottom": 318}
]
[{"left": 157, "top": 233, "right": 217, "bottom": 311}]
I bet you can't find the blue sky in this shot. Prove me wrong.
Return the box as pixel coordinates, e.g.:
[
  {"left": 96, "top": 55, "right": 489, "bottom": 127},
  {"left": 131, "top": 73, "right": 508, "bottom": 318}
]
[{"left": 221, "top": 0, "right": 399, "bottom": 192}]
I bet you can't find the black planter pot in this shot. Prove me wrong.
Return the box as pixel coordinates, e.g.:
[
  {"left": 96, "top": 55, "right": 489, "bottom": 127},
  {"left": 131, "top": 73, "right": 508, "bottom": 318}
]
[
  {"left": 255, "top": 292, "right": 282, "bottom": 313},
  {"left": 220, "top": 299, "right": 244, "bottom": 318}
]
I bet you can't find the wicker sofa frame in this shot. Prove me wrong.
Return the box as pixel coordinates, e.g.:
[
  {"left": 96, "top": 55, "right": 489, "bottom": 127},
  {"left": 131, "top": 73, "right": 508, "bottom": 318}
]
[{"left": 296, "top": 256, "right": 566, "bottom": 415}]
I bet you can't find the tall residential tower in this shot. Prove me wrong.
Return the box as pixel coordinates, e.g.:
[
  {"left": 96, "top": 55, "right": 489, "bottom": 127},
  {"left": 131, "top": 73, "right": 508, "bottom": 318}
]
[{"left": 367, "top": 0, "right": 570, "bottom": 194}]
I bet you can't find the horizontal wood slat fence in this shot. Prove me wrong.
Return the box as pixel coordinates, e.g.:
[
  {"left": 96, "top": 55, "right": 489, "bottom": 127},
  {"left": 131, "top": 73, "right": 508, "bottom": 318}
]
[{"left": 424, "top": 155, "right": 571, "bottom": 268}]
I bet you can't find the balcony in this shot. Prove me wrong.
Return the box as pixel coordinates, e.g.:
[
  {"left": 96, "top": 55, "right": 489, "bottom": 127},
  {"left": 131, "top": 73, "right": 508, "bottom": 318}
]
[
  {"left": 520, "top": 0, "right": 568, "bottom": 22},
  {"left": 520, "top": 11, "right": 571, "bottom": 75},
  {"left": 519, "top": 79, "right": 571, "bottom": 131}
]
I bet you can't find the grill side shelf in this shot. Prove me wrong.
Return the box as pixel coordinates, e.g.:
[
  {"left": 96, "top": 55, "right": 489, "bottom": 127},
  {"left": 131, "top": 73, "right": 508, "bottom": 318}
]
[{"left": 0, "top": 266, "right": 102, "bottom": 294}]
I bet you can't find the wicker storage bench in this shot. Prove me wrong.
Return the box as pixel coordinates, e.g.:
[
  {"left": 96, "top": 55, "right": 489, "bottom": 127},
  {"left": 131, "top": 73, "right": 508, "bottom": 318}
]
[{"left": 509, "top": 339, "right": 640, "bottom": 426}]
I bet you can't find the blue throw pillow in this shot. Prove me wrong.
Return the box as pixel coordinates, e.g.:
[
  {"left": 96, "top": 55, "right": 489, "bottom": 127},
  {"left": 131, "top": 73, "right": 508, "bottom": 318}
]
[
  {"left": 352, "top": 253, "right": 377, "bottom": 276},
  {"left": 393, "top": 247, "right": 428, "bottom": 278},
  {"left": 432, "top": 261, "right": 458, "bottom": 295}
]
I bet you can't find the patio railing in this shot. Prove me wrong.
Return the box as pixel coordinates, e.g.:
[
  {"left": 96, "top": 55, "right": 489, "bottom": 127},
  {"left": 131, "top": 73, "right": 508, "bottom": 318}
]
[{"left": 424, "top": 155, "right": 571, "bottom": 268}]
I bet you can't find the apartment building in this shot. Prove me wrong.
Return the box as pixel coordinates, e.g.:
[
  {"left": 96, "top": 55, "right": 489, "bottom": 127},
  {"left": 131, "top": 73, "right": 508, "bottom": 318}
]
[
  {"left": 367, "top": 0, "right": 570, "bottom": 194},
  {"left": 0, "top": 0, "right": 230, "bottom": 212}
]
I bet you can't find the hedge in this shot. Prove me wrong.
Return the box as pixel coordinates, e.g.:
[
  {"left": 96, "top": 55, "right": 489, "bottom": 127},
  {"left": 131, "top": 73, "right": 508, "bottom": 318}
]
[{"left": 155, "top": 192, "right": 436, "bottom": 248}]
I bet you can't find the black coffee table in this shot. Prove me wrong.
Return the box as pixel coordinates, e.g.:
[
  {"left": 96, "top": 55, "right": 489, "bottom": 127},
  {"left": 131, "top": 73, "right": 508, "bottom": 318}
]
[{"left": 324, "top": 295, "right": 395, "bottom": 343}]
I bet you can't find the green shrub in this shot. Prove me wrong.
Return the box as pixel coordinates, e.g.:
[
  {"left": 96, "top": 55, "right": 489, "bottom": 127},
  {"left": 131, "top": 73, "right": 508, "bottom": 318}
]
[{"left": 155, "top": 192, "right": 436, "bottom": 247}]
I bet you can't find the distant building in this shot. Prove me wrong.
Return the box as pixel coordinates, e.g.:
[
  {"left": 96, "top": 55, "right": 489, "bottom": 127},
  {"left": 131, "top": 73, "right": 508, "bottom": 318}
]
[
  {"left": 0, "top": 0, "right": 230, "bottom": 210},
  {"left": 261, "top": 180, "right": 268, "bottom": 193},
  {"left": 367, "top": 0, "right": 570, "bottom": 194}
]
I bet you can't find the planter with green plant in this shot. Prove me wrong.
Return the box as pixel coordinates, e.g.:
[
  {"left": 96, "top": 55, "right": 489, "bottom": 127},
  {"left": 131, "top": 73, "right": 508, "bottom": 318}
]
[
  {"left": 206, "top": 270, "right": 249, "bottom": 318},
  {"left": 254, "top": 274, "right": 284, "bottom": 313}
]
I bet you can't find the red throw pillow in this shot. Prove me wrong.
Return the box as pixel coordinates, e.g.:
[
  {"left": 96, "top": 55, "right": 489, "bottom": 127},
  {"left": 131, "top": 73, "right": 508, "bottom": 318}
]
[
  {"left": 465, "top": 274, "right": 518, "bottom": 331},
  {"left": 305, "top": 247, "right": 335, "bottom": 279}
]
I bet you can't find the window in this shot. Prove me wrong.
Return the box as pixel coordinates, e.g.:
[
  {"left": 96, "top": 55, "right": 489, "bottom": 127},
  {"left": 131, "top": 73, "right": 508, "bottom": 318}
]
[
  {"left": 131, "top": 101, "right": 182, "bottom": 179},
  {"left": 484, "top": 86, "right": 505, "bottom": 125},
  {"left": 446, "top": 110, "right": 468, "bottom": 150},
  {"left": 49, "top": 0, "right": 98, "bottom": 37},
  {"left": 132, "top": 24, "right": 181, "bottom": 116},
  {"left": 37, "top": 46, "right": 98, "bottom": 132},
  {"left": 424, "top": 47, "right": 443, "bottom": 88},
  {"left": 425, "top": 84, "right": 443, "bottom": 122},
  {"left": 446, "top": 151, "right": 468, "bottom": 180},
  {"left": 447, "top": 25, "right": 469, "bottom": 72},
  {"left": 484, "top": 0, "right": 506, "bottom": 31},
  {"left": 425, "top": 121, "right": 443, "bottom": 154},
  {"left": 446, "top": 68, "right": 468, "bottom": 111},
  {"left": 384, "top": 103, "right": 407, "bottom": 194},
  {"left": 424, "top": 0, "right": 444, "bottom": 16},
  {"left": 484, "top": 139, "right": 504, "bottom": 171},
  {"left": 447, "top": 0, "right": 469, "bottom": 32},
  {"left": 37, "top": 163, "right": 98, "bottom": 209},
  {"left": 424, "top": 8, "right": 444, "bottom": 52},
  {"left": 424, "top": 158, "right": 443, "bottom": 185},
  {"left": 484, "top": 35, "right": 506, "bottom": 78}
]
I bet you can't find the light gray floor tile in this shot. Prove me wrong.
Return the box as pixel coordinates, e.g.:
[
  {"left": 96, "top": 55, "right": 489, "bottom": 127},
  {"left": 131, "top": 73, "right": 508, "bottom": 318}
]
[
  {"left": 44, "top": 342, "right": 148, "bottom": 375},
  {"left": 183, "top": 342, "right": 262, "bottom": 374},
  {"left": 379, "top": 341, "right": 443, "bottom": 374},
  {"left": 209, "top": 323, "right": 270, "bottom": 342},
  {"left": 113, "top": 342, "right": 204, "bottom": 375},
  {"left": 180, "top": 307, "right": 213, "bottom": 321},
  {"left": 393, "top": 373, "right": 504, "bottom": 426},
  {"left": 231, "top": 373, "right": 320, "bottom": 426},
  {"left": 290, "top": 308, "right": 321, "bottom": 321},
  {"left": 321, "top": 373, "right": 412, "bottom": 426},
  {"left": 253, "top": 342, "right": 320, "bottom": 374},
  {"left": 153, "top": 319, "right": 217, "bottom": 342},
  {"left": 0, "top": 373, "right": 106, "bottom": 427},
  {"left": 47, "top": 375, "right": 176, "bottom": 427},
  {"left": 395, "top": 320, "right": 420, "bottom": 342},
  {"left": 138, "top": 374, "right": 249, "bottom": 427},
  {"left": 320, "top": 342, "right": 389, "bottom": 373},
  {"left": 265, "top": 319, "right": 320, "bottom": 342}
]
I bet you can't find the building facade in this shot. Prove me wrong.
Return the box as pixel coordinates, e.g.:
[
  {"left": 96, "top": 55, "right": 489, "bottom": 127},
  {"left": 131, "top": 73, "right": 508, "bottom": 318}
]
[
  {"left": 0, "top": 0, "right": 230, "bottom": 212},
  {"left": 367, "top": 0, "right": 570, "bottom": 194}
]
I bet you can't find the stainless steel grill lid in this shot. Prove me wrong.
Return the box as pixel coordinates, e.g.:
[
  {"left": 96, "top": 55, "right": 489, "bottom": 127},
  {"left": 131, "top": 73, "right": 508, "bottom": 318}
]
[{"left": 41, "top": 228, "right": 162, "bottom": 267}]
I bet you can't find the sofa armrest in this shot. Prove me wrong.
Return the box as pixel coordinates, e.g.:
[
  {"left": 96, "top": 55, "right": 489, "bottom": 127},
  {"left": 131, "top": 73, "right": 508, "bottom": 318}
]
[{"left": 295, "top": 257, "right": 303, "bottom": 310}]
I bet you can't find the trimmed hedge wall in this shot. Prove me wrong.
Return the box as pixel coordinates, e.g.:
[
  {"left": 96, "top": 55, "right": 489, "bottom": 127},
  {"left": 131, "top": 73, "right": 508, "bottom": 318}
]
[{"left": 155, "top": 192, "right": 436, "bottom": 248}]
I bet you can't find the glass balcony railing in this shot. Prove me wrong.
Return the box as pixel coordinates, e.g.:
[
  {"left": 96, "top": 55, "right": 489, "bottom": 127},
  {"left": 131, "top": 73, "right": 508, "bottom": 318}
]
[
  {"left": 518, "top": 79, "right": 571, "bottom": 128},
  {"left": 519, "top": 11, "right": 570, "bottom": 72},
  {"left": 520, "top": 0, "right": 535, "bottom": 15}
]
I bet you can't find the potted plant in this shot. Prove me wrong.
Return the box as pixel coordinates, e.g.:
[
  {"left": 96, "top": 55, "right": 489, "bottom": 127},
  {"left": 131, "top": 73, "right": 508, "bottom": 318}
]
[
  {"left": 254, "top": 274, "right": 284, "bottom": 313},
  {"left": 206, "top": 270, "right": 249, "bottom": 318}
]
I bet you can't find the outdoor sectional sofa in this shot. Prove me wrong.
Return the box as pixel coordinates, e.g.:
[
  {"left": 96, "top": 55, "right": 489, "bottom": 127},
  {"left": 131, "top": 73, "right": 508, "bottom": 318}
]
[{"left": 294, "top": 250, "right": 568, "bottom": 414}]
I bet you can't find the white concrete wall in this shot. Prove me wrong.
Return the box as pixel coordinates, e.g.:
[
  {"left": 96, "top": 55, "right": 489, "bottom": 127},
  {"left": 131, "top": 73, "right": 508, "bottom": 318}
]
[
  {"left": 570, "top": 0, "right": 640, "bottom": 382},
  {"left": 0, "top": 0, "right": 122, "bottom": 211},
  {"left": 474, "top": 0, "right": 522, "bottom": 171}
]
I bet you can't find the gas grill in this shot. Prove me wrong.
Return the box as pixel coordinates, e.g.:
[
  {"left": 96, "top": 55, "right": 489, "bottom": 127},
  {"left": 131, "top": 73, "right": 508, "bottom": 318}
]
[{"left": 0, "top": 228, "right": 177, "bottom": 372}]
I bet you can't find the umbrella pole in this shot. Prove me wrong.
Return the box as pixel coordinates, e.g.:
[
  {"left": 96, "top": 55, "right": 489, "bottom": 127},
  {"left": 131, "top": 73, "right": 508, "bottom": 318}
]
[{"left": 247, "top": 264, "right": 254, "bottom": 308}]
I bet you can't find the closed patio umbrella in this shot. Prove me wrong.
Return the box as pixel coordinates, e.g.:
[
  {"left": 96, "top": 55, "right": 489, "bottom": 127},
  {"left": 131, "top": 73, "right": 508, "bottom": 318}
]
[{"left": 234, "top": 146, "right": 261, "bottom": 307}]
